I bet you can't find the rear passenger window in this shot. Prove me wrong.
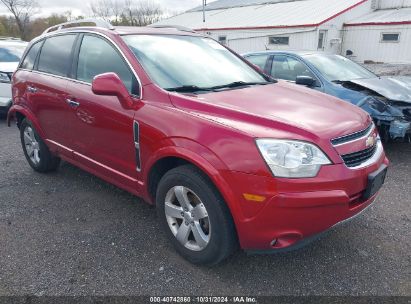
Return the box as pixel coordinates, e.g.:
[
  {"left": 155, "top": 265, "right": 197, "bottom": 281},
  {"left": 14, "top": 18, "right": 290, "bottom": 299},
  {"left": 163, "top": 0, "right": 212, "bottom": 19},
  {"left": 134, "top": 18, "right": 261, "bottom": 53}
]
[
  {"left": 76, "top": 35, "right": 138, "bottom": 95},
  {"left": 38, "top": 34, "right": 76, "bottom": 77},
  {"left": 21, "top": 41, "right": 42, "bottom": 70}
]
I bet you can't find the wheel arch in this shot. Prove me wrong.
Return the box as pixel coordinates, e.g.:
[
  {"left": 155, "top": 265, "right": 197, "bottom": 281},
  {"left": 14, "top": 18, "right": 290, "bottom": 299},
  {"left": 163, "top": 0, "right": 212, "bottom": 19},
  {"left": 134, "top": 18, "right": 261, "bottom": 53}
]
[
  {"left": 7, "top": 105, "right": 46, "bottom": 139},
  {"left": 144, "top": 145, "right": 242, "bottom": 229}
]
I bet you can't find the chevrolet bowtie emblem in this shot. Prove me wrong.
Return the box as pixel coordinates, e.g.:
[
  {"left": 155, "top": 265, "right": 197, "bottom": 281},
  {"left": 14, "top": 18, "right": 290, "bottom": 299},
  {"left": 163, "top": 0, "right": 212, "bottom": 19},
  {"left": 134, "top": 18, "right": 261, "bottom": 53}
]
[{"left": 366, "top": 135, "right": 376, "bottom": 148}]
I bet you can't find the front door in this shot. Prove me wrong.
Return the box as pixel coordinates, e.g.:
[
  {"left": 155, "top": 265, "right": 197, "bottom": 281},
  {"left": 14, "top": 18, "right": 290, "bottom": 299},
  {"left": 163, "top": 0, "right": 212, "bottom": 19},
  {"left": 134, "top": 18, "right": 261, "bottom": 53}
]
[
  {"left": 65, "top": 33, "right": 142, "bottom": 192},
  {"left": 269, "top": 55, "right": 323, "bottom": 92}
]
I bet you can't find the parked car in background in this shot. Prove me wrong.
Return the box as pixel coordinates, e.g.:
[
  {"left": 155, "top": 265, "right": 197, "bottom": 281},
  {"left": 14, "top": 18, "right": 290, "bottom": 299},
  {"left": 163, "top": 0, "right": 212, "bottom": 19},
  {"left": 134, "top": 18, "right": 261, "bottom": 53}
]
[
  {"left": 0, "top": 38, "right": 27, "bottom": 116},
  {"left": 8, "top": 20, "right": 388, "bottom": 265},
  {"left": 244, "top": 51, "right": 411, "bottom": 142}
]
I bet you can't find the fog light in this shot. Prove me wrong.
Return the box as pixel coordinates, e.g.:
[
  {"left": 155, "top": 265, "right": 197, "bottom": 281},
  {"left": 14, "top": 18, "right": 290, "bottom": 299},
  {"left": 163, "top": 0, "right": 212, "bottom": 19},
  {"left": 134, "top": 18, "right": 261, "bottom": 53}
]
[{"left": 271, "top": 233, "right": 303, "bottom": 248}]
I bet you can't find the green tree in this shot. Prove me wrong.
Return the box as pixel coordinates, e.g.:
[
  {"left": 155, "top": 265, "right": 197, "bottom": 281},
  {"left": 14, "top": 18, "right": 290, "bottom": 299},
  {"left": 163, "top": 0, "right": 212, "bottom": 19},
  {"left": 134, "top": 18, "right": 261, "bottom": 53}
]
[
  {"left": 0, "top": 15, "right": 20, "bottom": 38},
  {"left": 0, "top": 21, "right": 6, "bottom": 36},
  {"left": 0, "top": 0, "right": 39, "bottom": 40}
]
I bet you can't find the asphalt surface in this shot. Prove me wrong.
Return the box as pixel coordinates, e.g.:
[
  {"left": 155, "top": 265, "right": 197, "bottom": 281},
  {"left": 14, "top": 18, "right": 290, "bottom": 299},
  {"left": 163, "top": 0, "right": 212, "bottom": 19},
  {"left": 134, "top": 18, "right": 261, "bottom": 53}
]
[{"left": 0, "top": 117, "right": 410, "bottom": 296}]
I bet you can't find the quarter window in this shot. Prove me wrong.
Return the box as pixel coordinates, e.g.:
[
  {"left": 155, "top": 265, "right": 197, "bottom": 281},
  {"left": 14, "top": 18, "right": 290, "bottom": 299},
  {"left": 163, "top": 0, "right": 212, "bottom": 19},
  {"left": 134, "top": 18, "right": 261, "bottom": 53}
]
[
  {"left": 76, "top": 35, "right": 138, "bottom": 95},
  {"left": 268, "top": 36, "right": 289, "bottom": 45},
  {"left": 37, "top": 34, "right": 76, "bottom": 77},
  {"left": 21, "top": 41, "right": 42, "bottom": 70},
  {"left": 381, "top": 33, "right": 400, "bottom": 42}
]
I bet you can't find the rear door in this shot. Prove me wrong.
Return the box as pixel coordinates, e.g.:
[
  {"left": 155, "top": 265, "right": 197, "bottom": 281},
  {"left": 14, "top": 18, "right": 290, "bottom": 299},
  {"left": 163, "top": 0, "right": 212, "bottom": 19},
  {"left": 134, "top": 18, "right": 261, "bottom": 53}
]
[
  {"left": 27, "top": 34, "right": 78, "bottom": 156},
  {"left": 65, "top": 33, "right": 141, "bottom": 191}
]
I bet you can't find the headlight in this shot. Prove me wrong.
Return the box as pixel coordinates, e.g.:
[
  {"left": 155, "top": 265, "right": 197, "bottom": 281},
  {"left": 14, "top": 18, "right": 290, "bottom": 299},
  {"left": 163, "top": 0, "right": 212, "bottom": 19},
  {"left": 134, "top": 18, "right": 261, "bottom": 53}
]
[
  {"left": 256, "top": 139, "right": 331, "bottom": 178},
  {"left": 0, "top": 72, "right": 10, "bottom": 83}
]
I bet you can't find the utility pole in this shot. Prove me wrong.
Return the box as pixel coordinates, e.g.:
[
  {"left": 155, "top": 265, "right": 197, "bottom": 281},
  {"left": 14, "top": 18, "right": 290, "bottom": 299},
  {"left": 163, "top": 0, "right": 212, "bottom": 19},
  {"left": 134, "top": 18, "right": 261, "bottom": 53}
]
[{"left": 203, "top": 0, "right": 207, "bottom": 22}]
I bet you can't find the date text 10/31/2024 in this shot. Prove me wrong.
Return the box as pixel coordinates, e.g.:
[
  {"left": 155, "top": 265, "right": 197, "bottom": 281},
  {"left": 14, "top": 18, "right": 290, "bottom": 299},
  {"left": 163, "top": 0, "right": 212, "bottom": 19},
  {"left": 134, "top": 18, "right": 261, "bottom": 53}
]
[{"left": 150, "top": 296, "right": 257, "bottom": 303}]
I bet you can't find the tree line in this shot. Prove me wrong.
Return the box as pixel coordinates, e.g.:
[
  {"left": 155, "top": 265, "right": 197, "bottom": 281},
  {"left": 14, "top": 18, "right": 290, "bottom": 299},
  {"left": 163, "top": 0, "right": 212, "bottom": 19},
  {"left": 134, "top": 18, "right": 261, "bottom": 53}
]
[{"left": 0, "top": 0, "right": 165, "bottom": 41}]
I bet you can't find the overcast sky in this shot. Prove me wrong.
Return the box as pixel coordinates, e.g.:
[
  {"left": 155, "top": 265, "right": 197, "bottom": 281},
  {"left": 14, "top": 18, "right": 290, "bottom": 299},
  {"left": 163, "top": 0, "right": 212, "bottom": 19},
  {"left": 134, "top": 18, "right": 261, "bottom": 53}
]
[{"left": 0, "top": 0, "right": 215, "bottom": 17}]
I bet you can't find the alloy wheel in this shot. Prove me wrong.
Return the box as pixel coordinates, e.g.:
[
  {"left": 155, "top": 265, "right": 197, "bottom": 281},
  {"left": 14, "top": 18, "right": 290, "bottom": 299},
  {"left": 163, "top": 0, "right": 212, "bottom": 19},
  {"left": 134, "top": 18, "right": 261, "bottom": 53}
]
[
  {"left": 23, "top": 126, "right": 41, "bottom": 165},
  {"left": 164, "top": 186, "right": 211, "bottom": 251}
]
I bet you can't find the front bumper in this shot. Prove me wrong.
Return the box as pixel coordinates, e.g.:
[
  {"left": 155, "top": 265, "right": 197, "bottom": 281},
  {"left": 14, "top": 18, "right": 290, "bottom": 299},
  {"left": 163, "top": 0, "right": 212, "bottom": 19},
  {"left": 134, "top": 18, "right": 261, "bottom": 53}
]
[
  {"left": 224, "top": 150, "right": 389, "bottom": 251},
  {"left": 389, "top": 120, "right": 411, "bottom": 140},
  {"left": 247, "top": 196, "right": 377, "bottom": 254}
]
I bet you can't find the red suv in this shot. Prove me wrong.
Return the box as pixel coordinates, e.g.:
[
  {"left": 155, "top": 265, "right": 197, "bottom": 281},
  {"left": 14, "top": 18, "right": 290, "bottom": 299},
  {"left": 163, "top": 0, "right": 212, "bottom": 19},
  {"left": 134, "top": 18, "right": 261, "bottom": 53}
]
[{"left": 8, "top": 20, "right": 389, "bottom": 265}]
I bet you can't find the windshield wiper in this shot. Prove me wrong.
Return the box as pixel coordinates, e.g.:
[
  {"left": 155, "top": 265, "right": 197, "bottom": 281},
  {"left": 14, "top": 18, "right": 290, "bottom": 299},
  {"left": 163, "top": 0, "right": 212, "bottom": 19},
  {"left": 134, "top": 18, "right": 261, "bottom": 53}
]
[
  {"left": 165, "top": 85, "right": 212, "bottom": 93},
  {"left": 165, "top": 81, "right": 273, "bottom": 93},
  {"left": 210, "top": 81, "right": 272, "bottom": 90}
]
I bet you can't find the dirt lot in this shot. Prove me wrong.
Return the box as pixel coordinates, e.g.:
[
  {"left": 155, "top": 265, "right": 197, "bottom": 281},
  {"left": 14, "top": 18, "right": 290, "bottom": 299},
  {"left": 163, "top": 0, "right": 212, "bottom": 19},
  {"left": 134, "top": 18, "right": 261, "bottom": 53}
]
[
  {"left": 365, "top": 63, "right": 411, "bottom": 77},
  {"left": 0, "top": 118, "right": 410, "bottom": 297}
]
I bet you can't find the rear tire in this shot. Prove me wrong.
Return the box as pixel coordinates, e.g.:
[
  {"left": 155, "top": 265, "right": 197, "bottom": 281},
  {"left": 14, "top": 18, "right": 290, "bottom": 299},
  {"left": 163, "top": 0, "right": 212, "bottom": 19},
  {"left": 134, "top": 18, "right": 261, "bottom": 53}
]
[
  {"left": 156, "top": 165, "right": 237, "bottom": 265},
  {"left": 20, "top": 119, "right": 60, "bottom": 173}
]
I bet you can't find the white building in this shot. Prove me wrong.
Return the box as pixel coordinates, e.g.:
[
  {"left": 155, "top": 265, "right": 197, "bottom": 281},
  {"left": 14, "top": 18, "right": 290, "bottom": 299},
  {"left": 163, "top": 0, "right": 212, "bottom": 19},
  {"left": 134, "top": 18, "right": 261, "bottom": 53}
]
[
  {"left": 343, "top": 0, "right": 411, "bottom": 63},
  {"left": 155, "top": 0, "right": 411, "bottom": 63}
]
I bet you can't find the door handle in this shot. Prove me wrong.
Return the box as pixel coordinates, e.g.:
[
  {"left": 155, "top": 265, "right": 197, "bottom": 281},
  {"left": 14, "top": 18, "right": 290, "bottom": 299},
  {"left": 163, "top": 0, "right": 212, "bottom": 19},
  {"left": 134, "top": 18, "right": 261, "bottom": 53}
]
[
  {"left": 66, "top": 98, "right": 80, "bottom": 108},
  {"left": 27, "top": 86, "right": 37, "bottom": 93}
]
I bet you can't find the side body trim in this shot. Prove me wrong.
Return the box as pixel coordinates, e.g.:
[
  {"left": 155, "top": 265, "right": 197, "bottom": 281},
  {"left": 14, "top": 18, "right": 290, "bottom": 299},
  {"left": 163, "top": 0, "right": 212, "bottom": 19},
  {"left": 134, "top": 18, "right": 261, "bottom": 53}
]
[{"left": 133, "top": 120, "right": 142, "bottom": 172}]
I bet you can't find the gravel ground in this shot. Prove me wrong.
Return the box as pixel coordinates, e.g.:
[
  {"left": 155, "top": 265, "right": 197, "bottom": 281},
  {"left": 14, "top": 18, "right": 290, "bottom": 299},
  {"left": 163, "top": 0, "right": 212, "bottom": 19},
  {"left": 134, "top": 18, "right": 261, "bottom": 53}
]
[
  {"left": 0, "top": 118, "right": 410, "bottom": 297},
  {"left": 364, "top": 63, "right": 411, "bottom": 77}
]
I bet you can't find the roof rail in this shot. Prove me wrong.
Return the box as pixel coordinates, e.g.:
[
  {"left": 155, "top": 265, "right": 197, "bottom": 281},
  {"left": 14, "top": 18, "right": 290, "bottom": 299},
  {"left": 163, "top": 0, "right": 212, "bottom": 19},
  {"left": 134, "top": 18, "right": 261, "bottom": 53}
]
[
  {"left": 43, "top": 18, "right": 114, "bottom": 34},
  {"left": 148, "top": 24, "right": 196, "bottom": 33}
]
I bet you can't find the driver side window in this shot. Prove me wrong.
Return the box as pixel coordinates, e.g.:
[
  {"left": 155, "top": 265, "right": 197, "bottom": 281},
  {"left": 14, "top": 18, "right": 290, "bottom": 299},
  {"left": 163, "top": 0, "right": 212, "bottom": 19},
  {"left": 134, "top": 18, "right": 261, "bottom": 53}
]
[
  {"left": 246, "top": 54, "right": 270, "bottom": 71},
  {"left": 76, "top": 35, "right": 139, "bottom": 95},
  {"left": 271, "top": 55, "right": 315, "bottom": 82}
]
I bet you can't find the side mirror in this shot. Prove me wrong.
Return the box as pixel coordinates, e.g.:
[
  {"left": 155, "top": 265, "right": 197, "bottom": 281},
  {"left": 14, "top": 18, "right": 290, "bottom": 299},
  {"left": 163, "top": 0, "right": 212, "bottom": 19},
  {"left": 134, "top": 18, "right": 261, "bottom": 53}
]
[
  {"left": 92, "top": 72, "right": 134, "bottom": 108},
  {"left": 295, "top": 76, "right": 316, "bottom": 87}
]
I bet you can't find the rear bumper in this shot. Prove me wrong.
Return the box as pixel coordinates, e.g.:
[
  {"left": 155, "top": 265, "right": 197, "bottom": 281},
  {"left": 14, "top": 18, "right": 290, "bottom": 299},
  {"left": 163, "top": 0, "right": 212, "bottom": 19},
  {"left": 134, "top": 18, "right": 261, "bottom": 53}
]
[
  {"left": 0, "top": 95, "right": 12, "bottom": 106},
  {"left": 0, "top": 97, "right": 12, "bottom": 114},
  {"left": 0, "top": 82, "right": 12, "bottom": 104},
  {"left": 225, "top": 152, "right": 389, "bottom": 251}
]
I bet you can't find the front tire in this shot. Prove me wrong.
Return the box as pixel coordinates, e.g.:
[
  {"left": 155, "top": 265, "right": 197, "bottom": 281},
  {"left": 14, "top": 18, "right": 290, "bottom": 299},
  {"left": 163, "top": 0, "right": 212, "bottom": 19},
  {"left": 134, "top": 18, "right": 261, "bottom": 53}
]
[
  {"left": 156, "top": 165, "right": 238, "bottom": 265},
  {"left": 20, "top": 119, "right": 60, "bottom": 172}
]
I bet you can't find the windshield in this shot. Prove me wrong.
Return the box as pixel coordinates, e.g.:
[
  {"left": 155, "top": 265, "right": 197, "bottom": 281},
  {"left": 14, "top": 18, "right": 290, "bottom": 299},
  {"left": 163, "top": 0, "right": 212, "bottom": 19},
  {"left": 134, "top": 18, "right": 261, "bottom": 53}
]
[
  {"left": 303, "top": 54, "right": 376, "bottom": 82},
  {"left": 0, "top": 44, "right": 26, "bottom": 62},
  {"left": 122, "top": 35, "right": 267, "bottom": 90}
]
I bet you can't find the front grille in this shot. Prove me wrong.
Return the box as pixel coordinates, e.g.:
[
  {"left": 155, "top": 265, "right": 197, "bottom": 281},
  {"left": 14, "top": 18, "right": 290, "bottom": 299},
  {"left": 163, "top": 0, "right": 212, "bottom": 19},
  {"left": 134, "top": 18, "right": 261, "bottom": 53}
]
[
  {"left": 341, "top": 144, "right": 377, "bottom": 167},
  {"left": 331, "top": 124, "right": 373, "bottom": 146}
]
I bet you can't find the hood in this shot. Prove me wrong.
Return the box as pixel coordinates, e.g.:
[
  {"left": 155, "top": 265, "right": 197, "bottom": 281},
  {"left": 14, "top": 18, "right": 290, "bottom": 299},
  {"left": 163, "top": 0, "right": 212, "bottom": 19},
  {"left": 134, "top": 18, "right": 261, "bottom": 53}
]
[
  {"left": 0, "top": 62, "right": 19, "bottom": 73},
  {"left": 170, "top": 81, "right": 371, "bottom": 141},
  {"left": 349, "top": 76, "right": 411, "bottom": 103}
]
